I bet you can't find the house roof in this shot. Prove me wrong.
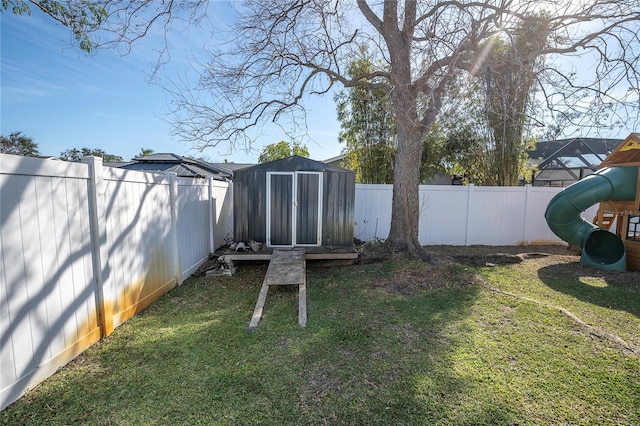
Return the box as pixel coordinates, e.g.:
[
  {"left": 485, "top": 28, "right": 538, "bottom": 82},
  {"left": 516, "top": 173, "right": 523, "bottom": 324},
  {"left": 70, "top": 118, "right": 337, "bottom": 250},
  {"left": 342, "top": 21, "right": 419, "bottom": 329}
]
[
  {"left": 105, "top": 161, "right": 134, "bottom": 168},
  {"left": 119, "top": 153, "right": 233, "bottom": 180},
  {"left": 209, "top": 162, "right": 254, "bottom": 172},
  {"left": 237, "top": 155, "right": 353, "bottom": 174},
  {"left": 34, "top": 155, "right": 62, "bottom": 161},
  {"left": 323, "top": 153, "right": 347, "bottom": 163},
  {"left": 132, "top": 153, "right": 184, "bottom": 162}
]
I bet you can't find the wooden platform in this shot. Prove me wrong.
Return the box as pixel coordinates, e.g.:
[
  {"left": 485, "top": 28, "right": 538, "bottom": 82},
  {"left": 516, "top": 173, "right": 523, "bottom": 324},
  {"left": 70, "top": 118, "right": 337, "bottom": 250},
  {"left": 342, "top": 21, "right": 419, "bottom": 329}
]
[
  {"left": 222, "top": 248, "right": 359, "bottom": 262},
  {"left": 248, "top": 250, "right": 307, "bottom": 330}
]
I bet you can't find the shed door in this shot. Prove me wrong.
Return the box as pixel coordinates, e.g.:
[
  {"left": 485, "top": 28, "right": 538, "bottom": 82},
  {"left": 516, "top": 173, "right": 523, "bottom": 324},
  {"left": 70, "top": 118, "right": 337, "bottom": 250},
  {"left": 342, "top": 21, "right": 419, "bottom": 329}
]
[{"left": 267, "top": 172, "right": 323, "bottom": 248}]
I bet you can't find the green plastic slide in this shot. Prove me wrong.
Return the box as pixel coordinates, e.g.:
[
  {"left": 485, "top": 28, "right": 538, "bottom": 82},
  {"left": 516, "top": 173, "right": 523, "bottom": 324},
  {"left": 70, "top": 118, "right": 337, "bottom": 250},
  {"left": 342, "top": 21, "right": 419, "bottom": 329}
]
[{"left": 544, "top": 166, "right": 638, "bottom": 271}]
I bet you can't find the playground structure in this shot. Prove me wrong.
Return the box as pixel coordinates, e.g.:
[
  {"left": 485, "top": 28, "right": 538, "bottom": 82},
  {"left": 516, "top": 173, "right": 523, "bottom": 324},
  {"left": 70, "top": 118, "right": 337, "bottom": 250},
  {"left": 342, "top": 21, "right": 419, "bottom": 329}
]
[{"left": 545, "top": 133, "right": 640, "bottom": 271}]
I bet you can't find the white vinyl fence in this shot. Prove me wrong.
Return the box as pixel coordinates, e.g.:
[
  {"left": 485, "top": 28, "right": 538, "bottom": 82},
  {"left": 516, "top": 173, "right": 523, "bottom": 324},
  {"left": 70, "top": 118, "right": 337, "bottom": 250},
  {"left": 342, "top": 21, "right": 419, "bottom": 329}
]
[
  {"left": 354, "top": 184, "right": 598, "bottom": 245},
  {"left": 2, "top": 157, "right": 598, "bottom": 411},
  {"left": 0, "top": 154, "right": 231, "bottom": 410}
]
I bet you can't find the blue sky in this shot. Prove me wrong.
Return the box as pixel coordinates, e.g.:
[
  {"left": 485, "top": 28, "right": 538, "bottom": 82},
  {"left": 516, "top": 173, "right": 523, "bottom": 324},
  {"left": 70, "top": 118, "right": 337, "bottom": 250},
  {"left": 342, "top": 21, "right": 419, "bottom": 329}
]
[
  {"left": 2, "top": 4, "right": 636, "bottom": 164},
  {"left": 1, "top": 3, "right": 343, "bottom": 164}
]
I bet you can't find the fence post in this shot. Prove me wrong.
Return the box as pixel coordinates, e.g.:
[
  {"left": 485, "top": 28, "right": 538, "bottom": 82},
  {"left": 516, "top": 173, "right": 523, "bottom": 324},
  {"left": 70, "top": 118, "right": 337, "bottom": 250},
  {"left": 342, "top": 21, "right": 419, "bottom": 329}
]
[
  {"left": 83, "top": 156, "right": 114, "bottom": 337},
  {"left": 464, "top": 184, "right": 474, "bottom": 245},
  {"left": 166, "top": 172, "right": 181, "bottom": 286},
  {"left": 229, "top": 181, "right": 234, "bottom": 243},
  {"left": 522, "top": 184, "right": 531, "bottom": 245},
  {"left": 208, "top": 177, "right": 215, "bottom": 254}
]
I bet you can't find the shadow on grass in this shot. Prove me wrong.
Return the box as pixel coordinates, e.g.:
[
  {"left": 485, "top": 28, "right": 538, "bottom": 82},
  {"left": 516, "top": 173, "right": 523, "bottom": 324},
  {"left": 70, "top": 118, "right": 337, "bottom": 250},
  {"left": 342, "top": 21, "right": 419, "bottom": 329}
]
[
  {"left": 0, "top": 261, "right": 519, "bottom": 425},
  {"left": 538, "top": 263, "right": 640, "bottom": 318}
]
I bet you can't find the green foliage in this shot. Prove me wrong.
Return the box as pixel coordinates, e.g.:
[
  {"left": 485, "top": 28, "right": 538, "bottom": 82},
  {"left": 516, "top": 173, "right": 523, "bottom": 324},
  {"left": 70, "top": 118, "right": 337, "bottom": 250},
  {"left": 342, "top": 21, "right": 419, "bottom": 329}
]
[
  {"left": 480, "top": 14, "right": 550, "bottom": 185},
  {"left": 420, "top": 124, "right": 476, "bottom": 183},
  {"left": 60, "top": 147, "right": 123, "bottom": 162},
  {"left": 341, "top": 143, "right": 396, "bottom": 184},
  {"left": 420, "top": 14, "right": 547, "bottom": 186},
  {"left": 258, "top": 140, "right": 309, "bottom": 163},
  {"left": 0, "top": 131, "right": 39, "bottom": 156},
  {"left": 137, "top": 148, "right": 155, "bottom": 158},
  {"left": 2, "top": 1, "right": 107, "bottom": 53},
  {"left": 333, "top": 40, "right": 542, "bottom": 186},
  {"left": 1, "top": 0, "right": 29, "bottom": 14},
  {"left": 427, "top": 119, "right": 538, "bottom": 186},
  {"left": 335, "top": 46, "right": 397, "bottom": 184}
]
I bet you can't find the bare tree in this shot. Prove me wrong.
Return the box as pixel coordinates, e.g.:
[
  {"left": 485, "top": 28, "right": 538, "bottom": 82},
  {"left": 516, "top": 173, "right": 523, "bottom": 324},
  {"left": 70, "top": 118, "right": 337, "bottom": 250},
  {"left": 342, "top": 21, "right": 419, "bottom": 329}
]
[
  {"left": 26, "top": 1, "right": 634, "bottom": 255},
  {"left": 168, "top": 0, "right": 638, "bottom": 255}
]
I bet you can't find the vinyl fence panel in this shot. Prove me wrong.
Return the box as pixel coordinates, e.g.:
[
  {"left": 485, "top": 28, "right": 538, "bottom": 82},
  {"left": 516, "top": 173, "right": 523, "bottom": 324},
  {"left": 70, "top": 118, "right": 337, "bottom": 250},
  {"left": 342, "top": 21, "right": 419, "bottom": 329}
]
[
  {"left": 354, "top": 184, "right": 393, "bottom": 242},
  {"left": 419, "top": 186, "right": 470, "bottom": 245},
  {"left": 466, "top": 186, "right": 529, "bottom": 245},
  {"left": 1, "top": 154, "right": 234, "bottom": 410},
  {"left": 1, "top": 155, "right": 100, "bottom": 411},
  {"left": 177, "top": 178, "right": 211, "bottom": 280},
  {"left": 355, "top": 183, "right": 600, "bottom": 246},
  {"left": 211, "top": 180, "right": 233, "bottom": 249},
  {"left": 101, "top": 167, "right": 177, "bottom": 329}
]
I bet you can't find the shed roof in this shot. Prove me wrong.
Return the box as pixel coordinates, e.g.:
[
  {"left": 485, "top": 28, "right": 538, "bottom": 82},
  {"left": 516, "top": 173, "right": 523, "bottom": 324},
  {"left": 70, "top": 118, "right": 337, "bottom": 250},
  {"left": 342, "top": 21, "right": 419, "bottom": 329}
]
[{"left": 237, "top": 155, "right": 353, "bottom": 174}]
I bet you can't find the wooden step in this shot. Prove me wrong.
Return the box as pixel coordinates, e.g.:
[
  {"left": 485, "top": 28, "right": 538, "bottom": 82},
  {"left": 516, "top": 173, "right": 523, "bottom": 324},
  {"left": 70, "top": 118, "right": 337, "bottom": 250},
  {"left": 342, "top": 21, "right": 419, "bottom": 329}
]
[{"left": 248, "top": 250, "right": 307, "bottom": 330}]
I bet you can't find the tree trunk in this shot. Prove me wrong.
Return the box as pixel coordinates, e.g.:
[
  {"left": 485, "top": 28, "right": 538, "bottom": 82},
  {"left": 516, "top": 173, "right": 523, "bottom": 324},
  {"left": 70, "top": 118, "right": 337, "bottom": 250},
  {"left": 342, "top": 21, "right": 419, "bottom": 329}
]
[{"left": 386, "top": 99, "right": 425, "bottom": 256}]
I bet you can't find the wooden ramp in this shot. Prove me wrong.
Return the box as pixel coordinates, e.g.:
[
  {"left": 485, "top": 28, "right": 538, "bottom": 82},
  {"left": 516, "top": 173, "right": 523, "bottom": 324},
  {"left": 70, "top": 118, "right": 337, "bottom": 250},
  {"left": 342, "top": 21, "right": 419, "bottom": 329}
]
[{"left": 248, "top": 250, "right": 307, "bottom": 330}]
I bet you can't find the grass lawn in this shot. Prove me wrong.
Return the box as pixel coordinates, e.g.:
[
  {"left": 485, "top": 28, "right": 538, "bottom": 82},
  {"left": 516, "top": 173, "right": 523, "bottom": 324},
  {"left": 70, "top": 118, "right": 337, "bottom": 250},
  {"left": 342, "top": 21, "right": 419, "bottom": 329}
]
[{"left": 2, "top": 246, "right": 639, "bottom": 425}]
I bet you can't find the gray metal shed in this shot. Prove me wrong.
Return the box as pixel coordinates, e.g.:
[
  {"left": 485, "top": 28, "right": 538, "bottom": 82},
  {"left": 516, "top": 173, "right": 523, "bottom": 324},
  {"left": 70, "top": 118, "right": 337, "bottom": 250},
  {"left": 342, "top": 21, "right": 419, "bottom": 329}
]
[{"left": 233, "top": 155, "right": 355, "bottom": 248}]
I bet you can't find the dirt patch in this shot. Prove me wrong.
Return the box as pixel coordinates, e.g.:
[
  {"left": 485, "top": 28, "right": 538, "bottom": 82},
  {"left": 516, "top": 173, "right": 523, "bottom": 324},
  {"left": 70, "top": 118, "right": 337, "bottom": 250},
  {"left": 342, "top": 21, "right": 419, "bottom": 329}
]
[
  {"left": 428, "top": 244, "right": 574, "bottom": 257},
  {"left": 428, "top": 244, "right": 580, "bottom": 266},
  {"left": 358, "top": 243, "right": 577, "bottom": 265},
  {"left": 356, "top": 241, "right": 401, "bottom": 264},
  {"left": 358, "top": 243, "right": 640, "bottom": 292},
  {"left": 370, "top": 260, "right": 482, "bottom": 295}
]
